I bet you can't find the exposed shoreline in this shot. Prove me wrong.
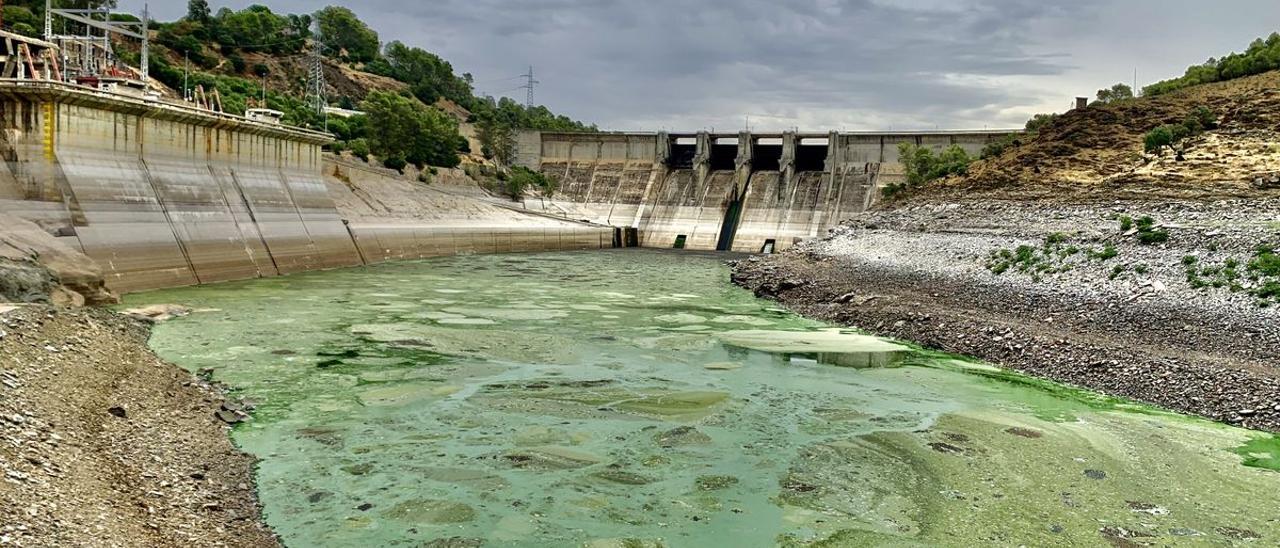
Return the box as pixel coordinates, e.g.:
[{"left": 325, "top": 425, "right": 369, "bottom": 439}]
[
  {"left": 0, "top": 305, "right": 279, "bottom": 547},
  {"left": 731, "top": 199, "right": 1280, "bottom": 433}
]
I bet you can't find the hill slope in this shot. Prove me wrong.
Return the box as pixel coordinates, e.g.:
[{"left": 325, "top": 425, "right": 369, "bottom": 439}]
[{"left": 927, "top": 70, "right": 1280, "bottom": 202}]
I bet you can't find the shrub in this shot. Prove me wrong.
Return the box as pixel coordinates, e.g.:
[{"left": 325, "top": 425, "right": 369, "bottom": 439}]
[
  {"left": 1095, "top": 83, "right": 1134, "bottom": 104},
  {"left": 348, "top": 138, "right": 370, "bottom": 161},
  {"left": 1119, "top": 215, "right": 1134, "bottom": 232},
  {"left": 896, "top": 143, "right": 972, "bottom": 191},
  {"left": 1144, "top": 126, "right": 1175, "bottom": 154},
  {"left": 1143, "top": 33, "right": 1280, "bottom": 96},
  {"left": 1137, "top": 229, "right": 1169, "bottom": 245},
  {"left": 382, "top": 155, "right": 408, "bottom": 172}
]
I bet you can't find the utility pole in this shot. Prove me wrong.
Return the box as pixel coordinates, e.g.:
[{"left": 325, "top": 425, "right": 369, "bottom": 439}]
[
  {"left": 183, "top": 51, "right": 189, "bottom": 101},
  {"left": 140, "top": 4, "right": 148, "bottom": 81},
  {"left": 519, "top": 65, "right": 538, "bottom": 108},
  {"left": 44, "top": 0, "right": 51, "bottom": 42}
]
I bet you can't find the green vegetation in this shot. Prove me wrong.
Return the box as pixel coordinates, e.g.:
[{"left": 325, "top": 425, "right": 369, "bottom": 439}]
[
  {"left": 500, "top": 166, "right": 556, "bottom": 201},
  {"left": 883, "top": 143, "right": 972, "bottom": 198},
  {"left": 360, "top": 91, "right": 466, "bottom": 170},
  {"left": 9, "top": 1, "right": 597, "bottom": 168},
  {"left": 1117, "top": 215, "right": 1171, "bottom": 245},
  {"left": 1143, "top": 106, "right": 1219, "bottom": 159},
  {"left": 987, "top": 233, "right": 1124, "bottom": 282},
  {"left": 1094, "top": 83, "right": 1135, "bottom": 104},
  {"left": 1233, "top": 435, "right": 1280, "bottom": 471},
  {"left": 1184, "top": 246, "right": 1280, "bottom": 306},
  {"left": 980, "top": 113, "right": 1060, "bottom": 159},
  {"left": 1144, "top": 33, "right": 1280, "bottom": 96},
  {"left": 315, "top": 6, "right": 379, "bottom": 62},
  {"left": 986, "top": 234, "right": 1083, "bottom": 281}
]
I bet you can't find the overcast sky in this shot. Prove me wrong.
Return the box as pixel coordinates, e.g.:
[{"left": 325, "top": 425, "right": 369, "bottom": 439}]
[{"left": 119, "top": 0, "right": 1280, "bottom": 132}]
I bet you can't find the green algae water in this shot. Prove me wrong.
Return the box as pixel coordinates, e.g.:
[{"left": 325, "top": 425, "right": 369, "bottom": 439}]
[{"left": 124, "top": 250, "right": 1280, "bottom": 547}]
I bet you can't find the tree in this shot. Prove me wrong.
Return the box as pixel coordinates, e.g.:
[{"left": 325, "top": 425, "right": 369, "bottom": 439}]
[
  {"left": 187, "top": 0, "right": 211, "bottom": 23},
  {"left": 1095, "top": 83, "right": 1134, "bottom": 104},
  {"left": 315, "top": 6, "right": 380, "bottom": 63},
  {"left": 360, "top": 91, "right": 465, "bottom": 169},
  {"left": 476, "top": 118, "right": 516, "bottom": 166},
  {"left": 890, "top": 143, "right": 971, "bottom": 194},
  {"left": 376, "top": 41, "right": 473, "bottom": 105},
  {"left": 1024, "top": 113, "right": 1059, "bottom": 133}
]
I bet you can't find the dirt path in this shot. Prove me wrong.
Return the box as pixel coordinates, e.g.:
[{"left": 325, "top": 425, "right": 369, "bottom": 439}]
[{"left": 0, "top": 305, "right": 278, "bottom": 547}]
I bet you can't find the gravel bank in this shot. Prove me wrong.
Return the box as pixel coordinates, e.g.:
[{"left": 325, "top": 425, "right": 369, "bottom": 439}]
[
  {"left": 731, "top": 199, "right": 1280, "bottom": 432},
  {"left": 0, "top": 305, "right": 278, "bottom": 547}
]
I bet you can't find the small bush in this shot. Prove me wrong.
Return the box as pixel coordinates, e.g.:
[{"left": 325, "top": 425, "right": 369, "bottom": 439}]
[
  {"left": 1119, "top": 215, "right": 1133, "bottom": 232},
  {"left": 1137, "top": 230, "right": 1169, "bottom": 245},
  {"left": 348, "top": 138, "right": 371, "bottom": 161},
  {"left": 383, "top": 155, "right": 408, "bottom": 172},
  {"left": 1087, "top": 245, "right": 1118, "bottom": 261}
]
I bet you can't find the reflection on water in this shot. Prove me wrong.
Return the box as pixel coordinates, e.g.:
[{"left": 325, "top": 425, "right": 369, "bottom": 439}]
[{"left": 126, "top": 250, "right": 1280, "bottom": 547}]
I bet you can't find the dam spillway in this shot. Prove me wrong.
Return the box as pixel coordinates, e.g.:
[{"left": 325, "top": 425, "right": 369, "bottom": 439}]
[{"left": 516, "top": 128, "right": 1019, "bottom": 253}]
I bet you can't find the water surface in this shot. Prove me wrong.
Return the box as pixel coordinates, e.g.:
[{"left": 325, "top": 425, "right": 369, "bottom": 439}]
[{"left": 126, "top": 250, "right": 1280, "bottom": 546}]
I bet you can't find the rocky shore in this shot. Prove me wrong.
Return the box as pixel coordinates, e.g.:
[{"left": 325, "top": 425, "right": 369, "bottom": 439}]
[
  {"left": 0, "top": 305, "right": 278, "bottom": 547},
  {"left": 732, "top": 199, "right": 1280, "bottom": 433}
]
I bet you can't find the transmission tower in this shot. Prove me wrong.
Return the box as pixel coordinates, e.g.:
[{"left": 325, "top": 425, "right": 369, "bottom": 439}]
[
  {"left": 519, "top": 65, "right": 538, "bottom": 108},
  {"left": 304, "top": 47, "right": 326, "bottom": 115}
]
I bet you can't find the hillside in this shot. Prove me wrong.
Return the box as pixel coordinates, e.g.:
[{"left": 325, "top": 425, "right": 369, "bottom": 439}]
[{"left": 921, "top": 70, "right": 1280, "bottom": 202}]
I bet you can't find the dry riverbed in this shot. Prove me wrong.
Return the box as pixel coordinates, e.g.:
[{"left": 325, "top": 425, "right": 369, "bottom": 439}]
[
  {"left": 732, "top": 199, "right": 1280, "bottom": 432},
  {"left": 0, "top": 305, "right": 278, "bottom": 547}
]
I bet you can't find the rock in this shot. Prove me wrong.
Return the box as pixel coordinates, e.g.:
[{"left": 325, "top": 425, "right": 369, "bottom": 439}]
[
  {"left": 422, "top": 538, "right": 484, "bottom": 548},
  {"left": 695, "top": 474, "right": 739, "bottom": 491},
  {"left": 1083, "top": 469, "right": 1107, "bottom": 480},
  {"left": 122, "top": 304, "right": 191, "bottom": 323},
  {"left": 342, "top": 463, "right": 374, "bottom": 476},
  {"left": 654, "top": 426, "right": 712, "bottom": 447},
  {"left": 591, "top": 469, "right": 654, "bottom": 485},
  {"left": 383, "top": 499, "right": 475, "bottom": 524},
  {"left": 107, "top": 406, "right": 127, "bottom": 419},
  {"left": 1238, "top": 409, "right": 1256, "bottom": 417},
  {"left": 215, "top": 408, "right": 248, "bottom": 424},
  {"left": 703, "top": 362, "right": 742, "bottom": 371}
]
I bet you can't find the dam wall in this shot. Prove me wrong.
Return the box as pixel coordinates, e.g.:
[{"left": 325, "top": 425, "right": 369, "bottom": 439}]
[
  {"left": 0, "top": 82, "right": 611, "bottom": 295},
  {"left": 325, "top": 158, "right": 614, "bottom": 263},
  {"left": 517, "top": 128, "right": 1017, "bottom": 252}
]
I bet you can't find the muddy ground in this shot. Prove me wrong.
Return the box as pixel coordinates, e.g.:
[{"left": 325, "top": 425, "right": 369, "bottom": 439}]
[
  {"left": 0, "top": 305, "right": 278, "bottom": 547},
  {"left": 732, "top": 199, "right": 1280, "bottom": 433}
]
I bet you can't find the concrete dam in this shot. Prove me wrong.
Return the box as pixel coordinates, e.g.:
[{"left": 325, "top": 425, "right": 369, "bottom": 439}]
[
  {"left": 0, "top": 81, "right": 612, "bottom": 296},
  {"left": 515, "top": 129, "right": 1018, "bottom": 252}
]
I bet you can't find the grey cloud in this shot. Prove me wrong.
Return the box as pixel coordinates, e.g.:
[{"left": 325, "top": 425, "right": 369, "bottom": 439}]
[{"left": 122, "top": 0, "right": 1280, "bottom": 131}]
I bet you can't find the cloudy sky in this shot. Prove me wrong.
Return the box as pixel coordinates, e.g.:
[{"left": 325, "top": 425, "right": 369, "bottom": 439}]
[{"left": 120, "top": 0, "right": 1280, "bottom": 132}]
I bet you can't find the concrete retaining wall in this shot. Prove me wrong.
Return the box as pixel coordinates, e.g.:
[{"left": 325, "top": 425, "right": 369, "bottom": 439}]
[
  {"left": 518, "top": 129, "right": 1017, "bottom": 252},
  {"left": 0, "top": 83, "right": 612, "bottom": 295}
]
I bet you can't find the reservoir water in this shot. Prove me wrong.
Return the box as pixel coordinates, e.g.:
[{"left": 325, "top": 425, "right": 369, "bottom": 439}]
[{"left": 124, "top": 250, "right": 1280, "bottom": 547}]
